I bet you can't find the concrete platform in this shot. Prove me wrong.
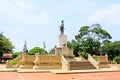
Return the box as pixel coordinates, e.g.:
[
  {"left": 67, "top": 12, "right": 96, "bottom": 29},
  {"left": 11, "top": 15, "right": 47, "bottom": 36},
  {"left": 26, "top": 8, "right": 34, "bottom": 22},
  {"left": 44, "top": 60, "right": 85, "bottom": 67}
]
[
  {"left": 0, "top": 64, "right": 120, "bottom": 74},
  {"left": 0, "top": 68, "right": 119, "bottom": 74},
  {"left": 51, "top": 68, "right": 120, "bottom": 74}
]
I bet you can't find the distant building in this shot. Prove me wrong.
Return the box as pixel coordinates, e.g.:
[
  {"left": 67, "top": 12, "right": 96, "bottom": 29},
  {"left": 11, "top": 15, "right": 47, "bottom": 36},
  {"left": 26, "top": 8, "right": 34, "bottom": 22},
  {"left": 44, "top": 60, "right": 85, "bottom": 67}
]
[{"left": 1, "top": 53, "right": 12, "bottom": 61}]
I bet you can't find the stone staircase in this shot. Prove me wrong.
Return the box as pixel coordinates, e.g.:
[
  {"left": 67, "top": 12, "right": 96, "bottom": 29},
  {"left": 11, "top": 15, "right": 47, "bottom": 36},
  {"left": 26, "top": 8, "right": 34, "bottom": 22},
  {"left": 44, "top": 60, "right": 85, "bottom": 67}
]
[{"left": 70, "top": 61, "right": 96, "bottom": 70}]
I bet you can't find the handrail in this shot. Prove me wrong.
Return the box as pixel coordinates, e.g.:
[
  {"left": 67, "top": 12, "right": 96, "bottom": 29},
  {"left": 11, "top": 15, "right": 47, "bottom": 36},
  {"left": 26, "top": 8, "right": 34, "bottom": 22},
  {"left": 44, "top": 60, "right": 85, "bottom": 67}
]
[
  {"left": 61, "top": 55, "right": 68, "bottom": 65},
  {"left": 88, "top": 54, "right": 99, "bottom": 69},
  {"left": 6, "top": 55, "right": 22, "bottom": 68},
  {"left": 61, "top": 55, "right": 70, "bottom": 70},
  {"left": 14, "top": 55, "right": 22, "bottom": 61}
]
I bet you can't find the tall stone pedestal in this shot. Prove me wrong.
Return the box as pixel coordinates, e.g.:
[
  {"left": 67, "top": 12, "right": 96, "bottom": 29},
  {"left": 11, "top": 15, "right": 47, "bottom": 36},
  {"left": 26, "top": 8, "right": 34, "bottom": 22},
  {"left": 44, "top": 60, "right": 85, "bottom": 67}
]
[
  {"left": 55, "top": 34, "right": 74, "bottom": 57},
  {"left": 57, "top": 34, "right": 67, "bottom": 48},
  {"left": 55, "top": 34, "right": 67, "bottom": 55}
]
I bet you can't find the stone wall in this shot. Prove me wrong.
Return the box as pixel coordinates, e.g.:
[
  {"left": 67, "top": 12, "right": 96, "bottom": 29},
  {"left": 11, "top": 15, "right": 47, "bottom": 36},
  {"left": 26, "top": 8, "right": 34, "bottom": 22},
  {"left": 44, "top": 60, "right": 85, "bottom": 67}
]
[
  {"left": 92, "top": 54, "right": 108, "bottom": 61},
  {"left": 19, "top": 55, "right": 35, "bottom": 69},
  {"left": 6, "top": 54, "right": 62, "bottom": 70},
  {"left": 33, "top": 55, "right": 61, "bottom": 69}
]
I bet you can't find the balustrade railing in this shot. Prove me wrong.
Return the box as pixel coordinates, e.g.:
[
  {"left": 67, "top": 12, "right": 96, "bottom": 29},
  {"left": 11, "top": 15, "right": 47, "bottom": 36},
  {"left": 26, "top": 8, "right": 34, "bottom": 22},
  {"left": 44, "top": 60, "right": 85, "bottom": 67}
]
[
  {"left": 61, "top": 55, "right": 70, "bottom": 70},
  {"left": 88, "top": 54, "right": 100, "bottom": 69}
]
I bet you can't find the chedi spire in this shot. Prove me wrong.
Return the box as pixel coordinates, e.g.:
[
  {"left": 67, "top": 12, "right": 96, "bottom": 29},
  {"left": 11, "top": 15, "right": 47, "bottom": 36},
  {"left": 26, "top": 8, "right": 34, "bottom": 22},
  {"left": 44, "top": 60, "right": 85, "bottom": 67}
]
[{"left": 23, "top": 40, "right": 28, "bottom": 54}]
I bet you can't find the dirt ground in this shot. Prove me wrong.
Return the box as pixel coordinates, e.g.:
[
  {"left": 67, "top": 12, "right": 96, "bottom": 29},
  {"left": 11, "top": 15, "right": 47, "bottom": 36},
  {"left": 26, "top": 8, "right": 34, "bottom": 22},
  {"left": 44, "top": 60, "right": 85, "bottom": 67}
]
[
  {"left": 0, "top": 64, "right": 120, "bottom": 80},
  {"left": 0, "top": 71, "right": 120, "bottom": 80}
]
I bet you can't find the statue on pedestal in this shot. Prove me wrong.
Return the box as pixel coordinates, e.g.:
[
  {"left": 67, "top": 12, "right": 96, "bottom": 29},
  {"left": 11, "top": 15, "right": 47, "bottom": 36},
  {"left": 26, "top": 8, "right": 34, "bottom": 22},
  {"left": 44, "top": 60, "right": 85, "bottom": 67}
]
[{"left": 60, "top": 20, "right": 64, "bottom": 34}]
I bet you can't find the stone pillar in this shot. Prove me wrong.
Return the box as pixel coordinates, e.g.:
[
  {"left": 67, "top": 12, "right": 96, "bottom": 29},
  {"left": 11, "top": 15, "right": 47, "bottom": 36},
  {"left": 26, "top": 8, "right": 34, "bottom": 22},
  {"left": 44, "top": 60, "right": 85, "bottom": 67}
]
[
  {"left": 55, "top": 48, "right": 62, "bottom": 55},
  {"left": 57, "top": 34, "right": 67, "bottom": 48}
]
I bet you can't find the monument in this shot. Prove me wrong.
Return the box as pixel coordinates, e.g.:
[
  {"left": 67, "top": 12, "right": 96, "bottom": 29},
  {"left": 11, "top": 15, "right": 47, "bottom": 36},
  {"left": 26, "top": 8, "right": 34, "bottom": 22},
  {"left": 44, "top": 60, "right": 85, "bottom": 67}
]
[
  {"left": 6, "top": 20, "right": 111, "bottom": 71},
  {"left": 57, "top": 20, "right": 67, "bottom": 48},
  {"left": 55, "top": 20, "right": 73, "bottom": 56}
]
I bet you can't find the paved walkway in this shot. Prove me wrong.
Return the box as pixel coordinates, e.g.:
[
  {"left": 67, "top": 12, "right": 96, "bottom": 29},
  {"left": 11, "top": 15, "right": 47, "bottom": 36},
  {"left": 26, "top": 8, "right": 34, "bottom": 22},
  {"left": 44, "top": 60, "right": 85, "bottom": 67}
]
[
  {"left": 0, "top": 64, "right": 120, "bottom": 80},
  {"left": 0, "top": 71, "right": 120, "bottom": 80}
]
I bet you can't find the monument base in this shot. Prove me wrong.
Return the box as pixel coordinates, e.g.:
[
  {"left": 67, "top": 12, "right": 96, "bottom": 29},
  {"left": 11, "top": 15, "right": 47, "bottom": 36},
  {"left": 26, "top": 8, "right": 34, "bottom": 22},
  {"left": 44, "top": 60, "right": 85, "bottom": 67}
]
[
  {"left": 57, "top": 34, "right": 67, "bottom": 48},
  {"left": 55, "top": 46, "right": 74, "bottom": 57}
]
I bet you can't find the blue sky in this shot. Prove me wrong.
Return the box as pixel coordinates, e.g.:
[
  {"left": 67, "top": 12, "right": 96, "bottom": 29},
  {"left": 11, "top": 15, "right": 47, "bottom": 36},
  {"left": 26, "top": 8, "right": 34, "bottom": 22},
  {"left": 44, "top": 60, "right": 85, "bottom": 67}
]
[{"left": 0, "top": 0, "right": 120, "bottom": 52}]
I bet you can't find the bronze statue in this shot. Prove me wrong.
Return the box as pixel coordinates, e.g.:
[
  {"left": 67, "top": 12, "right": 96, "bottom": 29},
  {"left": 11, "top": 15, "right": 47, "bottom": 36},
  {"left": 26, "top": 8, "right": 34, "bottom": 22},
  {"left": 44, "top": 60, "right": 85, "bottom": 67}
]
[{"left": 60, "top": 20, "right": 64, "bottom": 34}]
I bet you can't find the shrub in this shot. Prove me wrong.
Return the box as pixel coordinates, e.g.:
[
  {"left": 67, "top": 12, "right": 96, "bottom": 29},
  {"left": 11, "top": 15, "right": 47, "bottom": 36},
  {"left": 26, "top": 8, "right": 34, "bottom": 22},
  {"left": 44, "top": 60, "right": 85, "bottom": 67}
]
[
  {"left": 12, "top": 52, "right": 21, "bottom": 58},
  {"left": 78, "top": 51, "right": 88, "bottom": 58},
  {"left": 113, "top": 56, "right": 120, "bottom": 64},
  {"left": 10, "top": 60, "right": 18, "bottom": 65}
]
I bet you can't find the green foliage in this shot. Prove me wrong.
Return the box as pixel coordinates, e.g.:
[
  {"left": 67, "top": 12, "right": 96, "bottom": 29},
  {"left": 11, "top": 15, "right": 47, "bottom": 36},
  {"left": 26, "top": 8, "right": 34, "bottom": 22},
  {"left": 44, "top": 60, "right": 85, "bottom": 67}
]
[
  {"left": 75, "top": 24, "right": 111, "bottom": 42},
  {"left": 12, "top": 52, "right": 22, "bottom": 58},
  {"left": 78, "top": 52, "right": 88, "bottom": 58},
  {"left": 67, "top": 41, "right": 73, "bottom": 48},
  {"left": 49, "top": 48, "right": 55, "bottom": 54},
  {"left": 10, "top": 60, "right": 18, "bottom": 65},
  {"left": 102, "top": 41, "right": 120, "bottom": 60},
  {"left": 28, "top": 47, "right": 45, "bottom": 55},
  {"left": 67, "top": 40, "right": 80, "bottom": 56},
  {"left": 69, "top": 24, "right": 111, "bottom": 57},
  {"left": 0, "top": 32, "right": 14, "bottom": 57},
  {"left": 113, "top": 56, "right": 120, "bottom": 64},
  {"left": 81, "top": 37, "right": 100, "bottom": 55}
]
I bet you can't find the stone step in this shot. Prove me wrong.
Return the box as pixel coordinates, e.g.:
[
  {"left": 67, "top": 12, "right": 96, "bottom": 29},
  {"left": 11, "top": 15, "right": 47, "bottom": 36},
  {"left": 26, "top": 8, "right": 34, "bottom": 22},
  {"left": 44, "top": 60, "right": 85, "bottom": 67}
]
[
  {"left": 70, "top": 61, "right": 96, "bottom": 70},
  {"left": 70, "top": 67, "right": 95, "bottom": 70}
]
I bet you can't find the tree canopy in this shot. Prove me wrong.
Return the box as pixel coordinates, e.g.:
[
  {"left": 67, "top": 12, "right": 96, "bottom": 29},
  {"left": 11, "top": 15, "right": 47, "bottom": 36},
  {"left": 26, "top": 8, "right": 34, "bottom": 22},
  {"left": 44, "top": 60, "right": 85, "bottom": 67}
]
[
  {"left": 12, "top": 52, "right": 22, "bottom": 58},
  {"left": 68, "top": 24, "right": 112, "bottom": 57},
  {"left": 0, "top": 32, "right": 14, "bottom": 57},
  {"left": 28, "top": 46, "right": 45, "bottom": 55},
  {"left": 102, "top": 41, "right": 120, "bottom": 60}
]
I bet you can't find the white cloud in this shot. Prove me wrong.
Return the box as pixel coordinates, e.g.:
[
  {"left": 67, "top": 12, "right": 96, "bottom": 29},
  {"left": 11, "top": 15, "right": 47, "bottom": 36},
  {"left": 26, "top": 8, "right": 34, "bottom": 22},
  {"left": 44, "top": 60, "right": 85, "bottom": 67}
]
[
  {"left": 89, "top": 3, "right": 120, "bottom": 25},
  {"left": 0, "top": 0, "right": 35, "bottom": 12},
  {"left": 0, "top": 0, "right": 52, "bottom": 25},
  {"left": 15, "top": 0, "right": 35, "bottom": 11},
  {"left": 0, "top": 0, "right": 11, "bottom": 12}
]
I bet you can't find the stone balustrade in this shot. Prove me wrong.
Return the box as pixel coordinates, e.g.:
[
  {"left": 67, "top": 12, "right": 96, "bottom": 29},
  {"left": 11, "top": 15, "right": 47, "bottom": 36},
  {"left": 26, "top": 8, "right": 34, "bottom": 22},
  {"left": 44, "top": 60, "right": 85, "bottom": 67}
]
[
  {"left": 6, "top": 55, "right": 22, "bottom": 68},
  {"left": 93, "top": 54, "right": 108, "bottom": 61},
  {"left": 88, "top": 54, "right": 110, "bottom": 69},
  {"left": 6, "top": 54, "right": 62, "bottom": 70},
  {"left": 19, "top": 54, "right": 35, "bottom": 69},
  {"left": 33, "top": 54, "right": 61, "bottom": 70},
  {"left": 61, "top": 55, "right": 70, "bottom": 70}
]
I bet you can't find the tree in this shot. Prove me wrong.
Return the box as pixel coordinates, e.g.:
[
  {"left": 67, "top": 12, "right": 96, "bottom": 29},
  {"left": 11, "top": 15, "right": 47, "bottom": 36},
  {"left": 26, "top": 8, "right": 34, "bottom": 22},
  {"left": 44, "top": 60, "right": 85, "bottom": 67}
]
[
  {"left": 78, "top": 51, "right": 89, "bottom": 58},
  {"left": 102, "top": 41, "right": 120, "bottom": 60},
  {"left": 49, "top": 48, "right": 55, "bottom": 55},
  {"left": 80, "top": 37, "right": 100, "bottom": 55},
  {"left": 67, "top": 40, "right": 81, "bottom": 56},
  {"left": 28, "top": 47, "right": 45, "bottom": 55},
  {"left": 12, "top": 52, "right": 22, "bottom": 58},
  {"left": 68, "top": 24, "right": 111, "bottom": 56},
  {"left": 0, "top": 32, "right": 14, "bottom": 57},
  {"left": 113, "top": 56, "right": 120, "bottom": 64}
]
